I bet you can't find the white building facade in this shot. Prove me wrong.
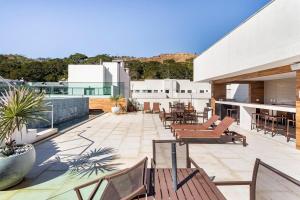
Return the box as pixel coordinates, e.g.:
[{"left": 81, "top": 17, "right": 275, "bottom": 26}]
[
  {"left": 131, "top": 79, "right": 211, "bottom": 111},
  {"left": 193, "top": 0, "right": 300, "bottom": 148},
  {"left": 68, "top": 60, "right": 130, "bottom": 98}
]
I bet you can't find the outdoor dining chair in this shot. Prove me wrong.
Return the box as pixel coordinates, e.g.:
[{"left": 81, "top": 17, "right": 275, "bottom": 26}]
[
  {"left": 151, "top": 140, "right": 193, "bottom": 168},
  {"left": 74, "top": 157, "right": 148, "bottom": 200},
  {"left": 161, "top": 108, "right": 176, "bottom": 128},
  {"left": 152, "top": 102, "right": 160, "bottom": 114},
  {"left": 214, "top": 158, "right": 300, "bottom": 200},
  {"left": 143, "top": 102, "right": 152, "bottom": 113}
]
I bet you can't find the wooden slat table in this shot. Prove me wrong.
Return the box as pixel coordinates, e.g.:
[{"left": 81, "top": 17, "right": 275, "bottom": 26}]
[{"left": 135, "top": 168, "right": 226, "bottom": 200}]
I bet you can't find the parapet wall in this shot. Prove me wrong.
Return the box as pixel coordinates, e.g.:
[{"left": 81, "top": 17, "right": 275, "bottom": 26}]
[{"left": 28, "top": 97, "right": 89, "bottom": 128}]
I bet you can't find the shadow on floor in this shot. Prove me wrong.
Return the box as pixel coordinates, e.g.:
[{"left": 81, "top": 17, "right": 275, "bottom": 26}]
[{"left": 7, "top": 129, "right": 119, "bottom": 191}]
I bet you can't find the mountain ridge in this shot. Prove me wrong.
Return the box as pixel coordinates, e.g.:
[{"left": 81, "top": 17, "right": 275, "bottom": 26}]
[{"left": 123, "top": 53, "right": 197, "bottom": 63}]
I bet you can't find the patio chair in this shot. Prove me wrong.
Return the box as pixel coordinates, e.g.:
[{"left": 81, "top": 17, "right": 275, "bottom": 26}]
[
  {"left": 182, "top": 109, "right": 197, "bottom": 123},
  {"left": 152, "top": 102, "right": 160, "bottom": 114},
  {"left": 197, "top": 107, "right": 213, "bottom": 123},
  {"left": 170, "top": 115, "right": 219, "bottom": 135},
  {"left": 151, "top": 140, "right": 193, "bottom": 168},
  {"left": 161, "top": 108, "right": 176, "bottom": 128},
  {"left": 74, "top": 157, "right": 148, "bottom": 200},
  {"left": 176, "top": 116, "right": 247, "bottom": 146},
  {"left": 143, "top": 102, "right": 152, "bottom": 113},
  {"left": 214, "top": 158, "right": 300, "bottom": 200}
]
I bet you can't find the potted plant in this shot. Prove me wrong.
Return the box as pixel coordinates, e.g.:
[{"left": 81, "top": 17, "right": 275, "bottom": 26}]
[
  {"left": 0, "top": 87, "right": 46, "bottom": 190},
  {"left": 127, "top": 98, "right": 137, "bottom": 112},
  {"left": 110, "top": 95, "right": 122, "bottom": 113}
]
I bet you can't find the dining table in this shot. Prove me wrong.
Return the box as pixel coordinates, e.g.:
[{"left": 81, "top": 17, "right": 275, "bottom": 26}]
[{"left": 135, "top": 168, "right": 226, "bottom": 200}]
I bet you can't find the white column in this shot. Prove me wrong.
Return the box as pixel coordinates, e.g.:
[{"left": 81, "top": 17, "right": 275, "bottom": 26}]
[{"left": 239, "top": 106, "right": 256, "bottom": 130}]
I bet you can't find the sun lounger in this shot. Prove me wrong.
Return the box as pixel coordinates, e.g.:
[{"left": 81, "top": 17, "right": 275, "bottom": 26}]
[
  {"left": 176, "top": 117, "right": 247, "bottom": 146},
  {"left": 170, "top": 115, "right": 219, "bottom": 135}
]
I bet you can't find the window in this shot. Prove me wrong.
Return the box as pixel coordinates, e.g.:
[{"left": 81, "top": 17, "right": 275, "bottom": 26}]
[
  {"left": 206, "top": 90, "right": 208, "bottom": 92},
  {"left": 154, "top": 90, "right": 158, "bottom": 93},
  {"left": 147, "top": 90, "right": 152, "bottom": 93},
  {"left": 84, "top": 88, "right": 95, "bottom": 95},
  {"left": 181, "top": 90, "right": 185, "bottom": 93},
  {"left": 142, "top": 90, "right": 147, "bottom": 93},
  {"left": 200, "top": 90, "right": 204, "bottom": 93},
  {"left": 135, "top": 90, "right": 140, "bottom": 93},
  {"left": 161, "top": 90, "right": 163, "bottom": 92},
  {"left": 165, "top": 90, "right": 169, "bottom": 93},
  {"left": 176, "top": 90, "right": 179, "bottom": 93},
  {"left": 187, "top": 90, "right": 192, "bottom": 93}
]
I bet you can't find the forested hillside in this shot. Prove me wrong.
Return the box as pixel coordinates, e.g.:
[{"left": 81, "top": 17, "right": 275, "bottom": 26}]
[{"left": 0, "top": 53, "right": 194, "bottom": 82}]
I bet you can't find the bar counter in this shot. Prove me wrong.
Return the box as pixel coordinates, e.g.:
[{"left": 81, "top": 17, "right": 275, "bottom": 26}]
[{"left": 215, "top": 101, "right": 295, "bottom": 130}]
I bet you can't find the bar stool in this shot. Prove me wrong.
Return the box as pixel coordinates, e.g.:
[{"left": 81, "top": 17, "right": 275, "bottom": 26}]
[
  {"left": 264, "top": 115, "right": 287, "bottom": 137},
  {"left": 286, "top": 119, "right": 296, "bottom": 142},
  {"left": 226, "top": 107, "right": 239, "bottom": 124},
  {"left": 251, "top": 109, "right": 269, "bottom": 132},
  {"left": 251, "top": 112, "right": 264, "bottom": 131}
]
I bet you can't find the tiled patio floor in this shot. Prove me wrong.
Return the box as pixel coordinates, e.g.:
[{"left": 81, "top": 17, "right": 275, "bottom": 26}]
[{"left": 1, "top": 112, "right": 300, "bottom": 200}]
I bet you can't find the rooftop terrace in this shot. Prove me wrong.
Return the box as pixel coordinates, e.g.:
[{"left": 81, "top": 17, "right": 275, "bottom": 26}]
[{"left": 1, "top": 112, "right": 300, "bottom": 199}]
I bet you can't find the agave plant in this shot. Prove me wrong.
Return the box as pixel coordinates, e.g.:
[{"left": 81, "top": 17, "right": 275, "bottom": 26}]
[
  {"left": 110, "top": 95, "right": 123, "bottom": 107},
  {"left": 0, "top": 87, "right": 46, "bottom": 156}
]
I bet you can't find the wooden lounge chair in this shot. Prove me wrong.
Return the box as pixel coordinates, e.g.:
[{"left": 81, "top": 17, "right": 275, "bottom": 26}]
[
  {"left": 170, "top": 115, "right": 219, "bottom": 135},
  {"left": 152, "top": 102, "right": 160, "bottom": 114},
  {"left": 74, "top": 157, "right": 148, "bottom": 200},
  {"left": 214, "top": 158, "right": 300, "bottom": 200},
  {"left": 143, "top": 102, "right": 152, "bottom": 113},
  {"left": 176, "top": 117, "right": 247, "bottom": 146}
]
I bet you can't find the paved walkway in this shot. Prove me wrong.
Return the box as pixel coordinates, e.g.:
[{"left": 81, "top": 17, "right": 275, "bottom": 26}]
[{"left": 1, "top": 112, "right": 300, "bottom": 200}]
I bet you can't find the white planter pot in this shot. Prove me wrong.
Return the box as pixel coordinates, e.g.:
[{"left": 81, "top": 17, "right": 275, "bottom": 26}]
[
  {"left": 111, "top": 106, "right": 120, "bottom": 113},
  {"left": 0, "top": 144, "right": 36, "bottom": 190}
]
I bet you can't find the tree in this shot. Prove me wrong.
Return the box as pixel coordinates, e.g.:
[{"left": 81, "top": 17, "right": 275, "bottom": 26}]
[{"left": 68, "top": 53, "right": 88, "bottom": 64}]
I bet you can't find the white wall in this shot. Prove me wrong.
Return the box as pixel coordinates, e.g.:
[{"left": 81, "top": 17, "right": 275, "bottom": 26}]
[
  {"left": 119, "top": 65, "right": 130, "bottom": 99},
  {"left": 194, "top": 0, "right": 300, "bottom": 81},
  {"left": 103, "top": 61, "right": 130, "bottom": 98},
  {"left": 67, "top": 62, "right": 130, "bottom": 98},
  {"left": 264, "top": 78, "right": 296, "bottom": 105},
  {"left": 131, "top": 79, "right": 211, "bottom": 112},
  {"left": 103, "top": 62, "right": 119, "bottom": 84},
  {"left": 131, "top": 79, "right": 211, "bottom": 99},
  {"left": 68, "top": 65, "right": 104, "bottom": 82}
]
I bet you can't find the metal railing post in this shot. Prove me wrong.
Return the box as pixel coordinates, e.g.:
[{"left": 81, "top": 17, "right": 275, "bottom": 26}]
[
  {"left": 51, "top": 104, "right": 54, "bottom": 128},
  {"left": 171, "top": 142, "right": 178, "bottom": 191}
]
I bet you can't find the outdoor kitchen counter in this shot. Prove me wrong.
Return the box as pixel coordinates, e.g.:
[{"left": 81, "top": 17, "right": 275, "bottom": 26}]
[
  {"left": 215, "top": 101, "right": 296, "bottom": 130},
  {"left": 215, "top": 101, "right": 296, "bottom": 113}
]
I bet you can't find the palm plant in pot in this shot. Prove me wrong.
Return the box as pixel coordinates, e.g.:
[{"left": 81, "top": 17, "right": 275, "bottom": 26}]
[
  {"left": 0, "top": 87, "right": 46, "bottom": 190},
  {"left": 110, "top": 95, "right": 123, "bottom": 113}
]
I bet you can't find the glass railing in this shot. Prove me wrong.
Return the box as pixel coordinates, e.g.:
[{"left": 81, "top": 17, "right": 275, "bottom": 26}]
[{"left": 0, "top": 82, "right": 126, "bottom": 97}]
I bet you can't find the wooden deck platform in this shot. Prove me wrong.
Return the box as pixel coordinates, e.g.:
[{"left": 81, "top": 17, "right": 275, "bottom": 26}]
[{"left": 135, "top": 168, "right": 226, "bottom": 200}]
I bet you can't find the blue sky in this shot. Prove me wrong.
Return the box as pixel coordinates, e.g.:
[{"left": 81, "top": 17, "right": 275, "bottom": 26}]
[{"left": 0, "top": 0, "right": 270, "bottom": 58}]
